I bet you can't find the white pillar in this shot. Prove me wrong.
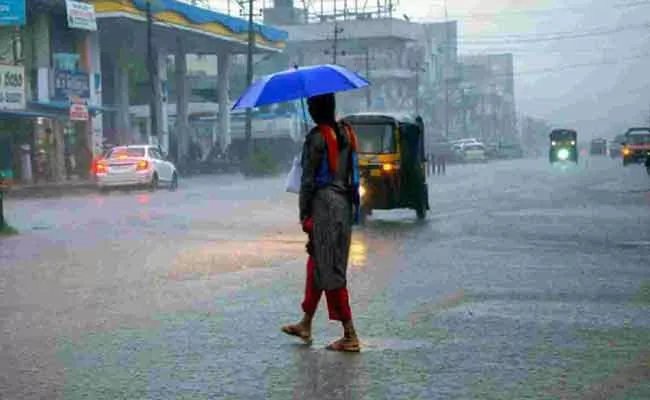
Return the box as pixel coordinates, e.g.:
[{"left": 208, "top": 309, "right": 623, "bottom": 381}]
[
  {"left": 217, "top": 51, "right": 231, "bottom": 149},
  {"left": 174, "top": 42, "right": 188, "bottom": 164},
  {"left": 113, "top": 57, "right": 130, "bottom": 145},
  {"left": 87, "top": 32, "right": 103, "bottom": 157},
  {"left": 156, "top": 51, "right": 170, "bottom": 153},
  {"left": 32, "top": 13, "right": 51, "bottom": 102}
]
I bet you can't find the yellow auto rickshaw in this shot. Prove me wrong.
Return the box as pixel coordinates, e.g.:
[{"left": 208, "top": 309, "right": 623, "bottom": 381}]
[{"left": 342, "top": 112, "right": 430, "bottom": 222}]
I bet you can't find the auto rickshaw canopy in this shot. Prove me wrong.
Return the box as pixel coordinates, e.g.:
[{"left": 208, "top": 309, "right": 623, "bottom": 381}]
[{"left": 549, "top": 129, "right": 577, "bottom": 141}]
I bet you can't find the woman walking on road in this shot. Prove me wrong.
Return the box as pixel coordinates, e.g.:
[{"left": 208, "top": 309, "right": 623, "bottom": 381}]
[{"left": 281, "top": 93, "right": 361, "bottom": 352}]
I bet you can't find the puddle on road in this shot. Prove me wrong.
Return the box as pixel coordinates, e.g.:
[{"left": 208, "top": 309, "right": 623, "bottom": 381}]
[
  {"left": 290, "top": 337, "right": 437, "bottom": 353},
  {"left": 168, "top": 235, "right": 306, "bottom": 280},
  {"left": 618, "top": 241, "right": 650, "bottom": 248},
  {"left": 357, "top": 337, "right": 437, "bottom": 352}
]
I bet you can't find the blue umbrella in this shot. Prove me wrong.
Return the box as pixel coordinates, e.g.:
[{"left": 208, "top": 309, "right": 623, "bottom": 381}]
[{"left": 231, "top": 64, "right": 370, "bottom": 110}]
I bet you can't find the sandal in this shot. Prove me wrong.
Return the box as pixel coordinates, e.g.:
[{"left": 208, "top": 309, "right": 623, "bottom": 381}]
[
  {"left": 281, "top": 324, "right": 313, "bottom": 344},
  {"left": 326, "top": 337, "right": 361, "bottom": 353}
]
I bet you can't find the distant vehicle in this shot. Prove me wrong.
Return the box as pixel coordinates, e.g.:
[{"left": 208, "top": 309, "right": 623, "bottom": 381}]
[
  {"left": 450, "top": 138, "right": 480, "bottom": 150},
  {"left": 609, "top": 134, "right": 625, "bottom": 158},
  {"left": 94, "top": 145, "right": 179, "bottom": 192},
  {"left": 461, "top": 143, "right": 488, "bottom": 163},
  {"left": 549, "top": 129, "right": 578, "bottom": 164},
  {"left": 621, "top": 127, "right": 650, "bottom": 166},
  {"left": 589, "top": 138, "right": 607, "bottom": 156}
]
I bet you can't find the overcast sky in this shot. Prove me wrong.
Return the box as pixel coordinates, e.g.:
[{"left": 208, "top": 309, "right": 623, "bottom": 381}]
[
  {"left": 398, "top": 0, "right": 650, "bottom": 138},
  {"left": 212, "top": 0, "right": 650, "bottom": 138}
]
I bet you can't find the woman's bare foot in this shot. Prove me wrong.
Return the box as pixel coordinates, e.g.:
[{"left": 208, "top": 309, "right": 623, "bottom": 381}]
[
  {"left": 281, "top": 315, "right": 313, "bottom": 344},
  {"left": 325, "top": 336, "right": 361, "bottom": 352}
]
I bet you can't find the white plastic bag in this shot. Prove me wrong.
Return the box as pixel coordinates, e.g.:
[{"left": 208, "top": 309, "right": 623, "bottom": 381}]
[{"left": 285, "top": 154, "right": 302, "bottom": 194}]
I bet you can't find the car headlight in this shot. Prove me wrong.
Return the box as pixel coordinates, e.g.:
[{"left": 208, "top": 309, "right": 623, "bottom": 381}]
[{"left": 557, "top": 148, "right": 570, "bottom": 160}]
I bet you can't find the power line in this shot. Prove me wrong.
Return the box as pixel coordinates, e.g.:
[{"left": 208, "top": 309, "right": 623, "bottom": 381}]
[
  {"left": 416, "top": 0, "right": 650, "bottom": 21},
  {"left": 455, "top": 21, "right": 650, "bottom": 41},
  {"left": 457, "top": 22, "right": 650, "bottom": 45},
  {"left": 498, "top": 52, "right": 650, "bottom": 78}
]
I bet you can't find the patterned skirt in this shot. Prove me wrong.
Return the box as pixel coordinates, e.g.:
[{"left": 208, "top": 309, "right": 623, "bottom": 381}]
[{"left": 311, "top": 187, "right": 353, "bottom": 291}]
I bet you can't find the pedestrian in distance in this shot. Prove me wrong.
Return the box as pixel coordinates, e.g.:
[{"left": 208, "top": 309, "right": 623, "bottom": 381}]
[
  {"left": 437, "top": 153, "right": 447, "bottom": 175},
  {"left": 281, "top": 93, "right": 362, "bottom": 352}
]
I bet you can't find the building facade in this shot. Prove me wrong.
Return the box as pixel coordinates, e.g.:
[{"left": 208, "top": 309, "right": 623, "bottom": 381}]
[
  {"left": 0, "top": 0, "right": 103, "bottom": 184},
  {"left": 261, "top": 0, "right": 460, "bottom": 148},
  {"left": 458, "top": 54, "right": 517, "bottom": 144}
]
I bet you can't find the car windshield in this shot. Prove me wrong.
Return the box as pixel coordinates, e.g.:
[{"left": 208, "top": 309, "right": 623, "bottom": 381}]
[
  {"left": 627, "top": 133, "right": 650, "bottom": 144},
  {"left": 353, "top": 123, "right": 397, "bottom": 154},
  {"left": 107, "top": 148, "right": 145, "bottom": 158}
]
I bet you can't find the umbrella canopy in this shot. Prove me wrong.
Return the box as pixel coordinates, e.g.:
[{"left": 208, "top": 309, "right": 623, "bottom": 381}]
[{"left": 232, "top": 64, "right": 370, "bottom": 110}]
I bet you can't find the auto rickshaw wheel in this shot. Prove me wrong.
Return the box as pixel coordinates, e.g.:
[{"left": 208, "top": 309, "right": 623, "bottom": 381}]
[
  {"left": 416, "top": 206, "right": 426, "bottom": 220},
  {"left": 359, "top": 207, "right": 370, "bottom": 225}
]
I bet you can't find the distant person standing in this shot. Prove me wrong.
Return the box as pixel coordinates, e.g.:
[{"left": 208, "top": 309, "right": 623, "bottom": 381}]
[
  {"left": 436, "top": 153, "right": 446, "bottom": 175},
  {"left": 436, "top": 145, "right": 448, "bottom": 175}
]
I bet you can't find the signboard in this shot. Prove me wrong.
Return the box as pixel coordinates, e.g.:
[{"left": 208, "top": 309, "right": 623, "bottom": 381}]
[
  {"left": 54, "top": 53, "right": 80, "bottom": 72},
  {"left": 69, "top": 102, "right": 89, "bottom": 121},
  {"left": 0, "top": 0, "right": 25, "bottom": 26},
  {"left": 65, "top": 0, "right": 97, "bottom": 31},
  {"left": 54, "top": 70, "right": 90, "bottom": 100},
  {"left": 0, "top": 65, "right": 25, "bottom": 110}
]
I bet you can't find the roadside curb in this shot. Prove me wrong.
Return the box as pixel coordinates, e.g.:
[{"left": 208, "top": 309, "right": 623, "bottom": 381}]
[{"left": 5, "top": 182, "right": 97, "bottom": 200}]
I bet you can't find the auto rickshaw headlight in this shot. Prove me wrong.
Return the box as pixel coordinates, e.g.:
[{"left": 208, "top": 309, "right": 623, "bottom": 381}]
[
  {"left": 571, "top": 140, "right": 576, "bottom": 146},
  {"left": 551, "top": 141, "right": 557, "bottom": 146},
  {"left": 382, "top": 163, "right": 397, "bottom": 172},
  {"left": 557, "top": 148, "right": 570, "bottom": 161}
]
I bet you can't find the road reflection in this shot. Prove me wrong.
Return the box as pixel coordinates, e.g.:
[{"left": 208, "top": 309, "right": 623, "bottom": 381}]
[
  {"left": 290, "top": 348, "right": 366, "bottom": 399},
  {"left": 349, "top": 233, "right": 368, "bottom": 271}
]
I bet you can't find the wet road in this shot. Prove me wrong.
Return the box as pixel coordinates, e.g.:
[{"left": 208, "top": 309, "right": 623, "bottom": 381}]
[{"left": 2, "top": 157, "right": 649, "bottom": 399}]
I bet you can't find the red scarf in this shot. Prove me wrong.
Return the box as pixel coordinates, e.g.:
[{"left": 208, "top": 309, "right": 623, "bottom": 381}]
[{"left": 317, "top": 122, "right": 358, "bottom": 174}]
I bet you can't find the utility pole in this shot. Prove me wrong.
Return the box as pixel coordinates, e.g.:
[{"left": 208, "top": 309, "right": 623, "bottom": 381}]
[
  {"left": 443, "top": 0, "right": 449, "bottom": 138},
  {"left": 146, "top": 0, "right": 159, "bottom": 141},
  {"left": 415, "top": 65, "right": 420, "bottom": 115},
  {"left": 332, "top": 23, "right": 343, "bottom": 64},
  {"left": 243, "top": 0, "right": 256, "bottom": 158},
  {"left": 365, "top": 48, "right": 371, "bottom": 109},
  {"left": 414, "top": 62, "right": 426, "bottom": 116},
  {"left": 324, "top": 23, "right": 345, "bottom": 64}
]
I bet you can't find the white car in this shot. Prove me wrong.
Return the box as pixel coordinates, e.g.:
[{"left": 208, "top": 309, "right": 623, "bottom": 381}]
[
  {"left": 94, "top": 145, "right": 178, "bottom": 191},
  {"left": 461, "top": 143, "right": 488, "bottom": 163}
]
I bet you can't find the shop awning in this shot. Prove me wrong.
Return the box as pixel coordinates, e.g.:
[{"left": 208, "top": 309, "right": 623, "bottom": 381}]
[
  {"left": 0, "top": 109, "right": 66, "bottom": 120},
  {"left": 27, "top": 101, "right": 117, "bottom": 115}
]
